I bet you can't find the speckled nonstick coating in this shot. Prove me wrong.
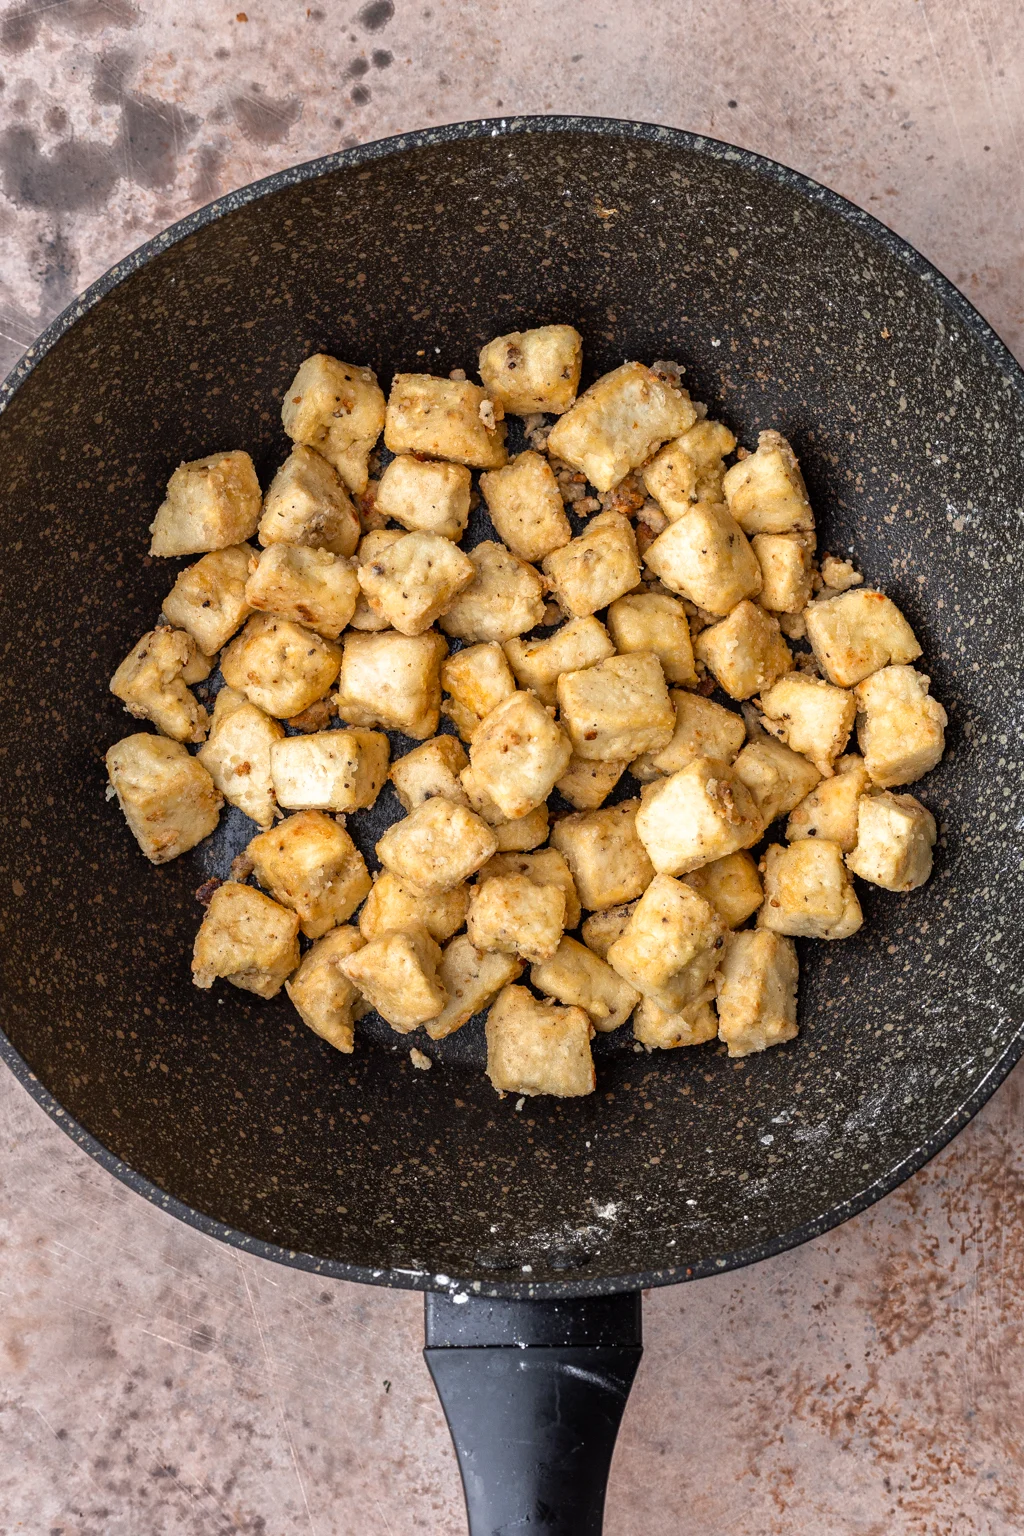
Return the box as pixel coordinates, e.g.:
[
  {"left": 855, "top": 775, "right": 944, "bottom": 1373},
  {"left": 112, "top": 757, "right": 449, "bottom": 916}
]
[{"left": 0, "top": 118, "right": 1021, "bottom": 1301}]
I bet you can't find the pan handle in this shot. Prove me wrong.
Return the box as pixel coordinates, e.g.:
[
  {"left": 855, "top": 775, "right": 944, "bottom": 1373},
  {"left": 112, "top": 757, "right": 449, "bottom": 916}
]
[{"left": 424, "top": 1290, "right": 642, "bottom": 1536}]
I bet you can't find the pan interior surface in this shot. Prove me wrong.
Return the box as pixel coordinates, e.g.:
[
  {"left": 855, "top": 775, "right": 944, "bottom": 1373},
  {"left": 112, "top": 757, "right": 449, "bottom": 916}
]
[{"left": 0, "top": 122, "right": 1022, "bottom": 1293}]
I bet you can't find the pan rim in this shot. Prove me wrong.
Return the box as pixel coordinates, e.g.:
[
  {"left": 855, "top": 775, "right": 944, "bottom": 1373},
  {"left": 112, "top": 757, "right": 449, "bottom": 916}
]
[{"left": 2, "top": 112, "right": 1022, "bottom": 1300}]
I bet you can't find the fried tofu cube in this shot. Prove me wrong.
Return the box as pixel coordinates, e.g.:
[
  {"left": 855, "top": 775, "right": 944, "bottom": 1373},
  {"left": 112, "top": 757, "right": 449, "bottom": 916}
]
[
  {"left": 846, "top": 790, "right": 936, "bottom": 892},
  {"left": 376, "top": 797, "right": 498, "bottom": 894},
  {"left": 358, "top": 871, "right": 470, "bottom": 945},
  {"left": 804, "top": 589, "right": 922, "bottom": 687},
  {"left": 485, "top": 984, "right": 595, "bottom": 1098},
  {"left": 389, "top": 736, "right": 469, "bottom": 812},
  {"left": 531, "top": 936, "right": 639, "bottom": 1032},
  {"left": 682, "top": 850, "right": 764, "bottom": 929},
  {"left": 492, "top": 804, "right": 550, "bottom": 852},
  {"left": 641, "top": 420, "right": 737, "bottom": 520},
  {"left": 334, "top": 629, "right": 447, "bottom": 740},
  {"left": 338, "top": 926, "right": 446, "bottom": 1032},
  {"left": 637, "top": 691, "right": 746, "bottom": 780},
  {"left": 722, "top": 430, "right": 814, "bottom": 536},
  {"left": 244, "top": 543, "right": 359, "bottom": 639},
  {"left": 467, "top": 874, "right": 566, "bottom": 963},
  {"left": 786, "top": 754, "right": 870, "bottom": 851},
  {"left": 479, "top": 848, "right": 581, "bottom": 928},
  {"left": 162, "top": 544, "right": 253, "bottom": 654},
  {"left": 285, "top": 925, "right": 366, "bottom": 1053},
  {"left": 182, "top": 649, "right": 215, "bottom": 685},
  {"left": 384, "top": 373, "right": 507, "bottom": 469},
  {"left": 546, "top": 362, "right": 698, "bottom": 492},
  {"left": 478, "top": 324, "right": 583, "bottom": 415},
  {"left": 468, "top": 691, "right": 572, "bottom": 819},
  {"left": 693, "top": 600, "right": 793, "bottom": 700},
  {"left": 281, "top": 354, "right": 386, "bottom": 493},
  {"left": 269, "top": 728, "right": 389, "bottom": 812},
  {"left": 855, "top": 666, "right": 947, "bottom": 787},
  {"left": 504, "top": 617, "right": 614, "bottom": 706},
  {"left": 759, "top": 840, "right": 863, "bottom": 939},
  {"left": 606, "top": 592, "right": 697, "bottom": 686},
  {"left": 374, "top": 454, "right": 472, "bottom": 542},
  {"left": 439, "top": 540, "right": 547, "bottom": 643},
  {"left": 441, "top": 641, "right": 516, "bottom": 742},
  {"left": 752, "top": 533, "right": 815, "bottom": 613},
  {"left": 635, "top": 759, "right": 764, "bottom": 876},
  {"left": 733, "top": 737, "right": 821, "bottom": 826},
  {"left": 110, "top": 627, "right": 209, "bottom": 743},
  {"left": 347, "top": 531, "right": 403, "bottom": 631},
  {"left": 356, "top": 531, "right": 474, "bottom": 636},
  {"left": 550, "top": 799, "right": 655, "bottom": 910},
  {"left": 715, "top": 929, "right": 799, "bottom": 1058},
  {"left": 479, "top": 450, "right": 572, "bottom": 563},
  {"left": 259, "top": 445, "right": 360, "bottom": 556},
  {"left": 759, "top": 673, "right": 856, "bottom": 777},
  {"left": 197, "top": 686, "right": 283, "bottom": 829},
  {"left": 555, "top": 754, "right": 629, "bottom": 811},
  {"left": 606, "top": 874, "right": 723, "bottom": 997},
  {"left": 542, "top": 511, "right": 641, "bottom": 618},
  {"left": 106, "top": 733, "right": 221, "bottom": 863},
  {"left": 580, "top": 903, "right": 635, "bottom": 960},
  {"left": 424, "top": 937, "right": 523, "bottom": 1040},
  {"left": 248, "top": 810, "right": 371, "bottom": 938},
  {"left": 633, "top": 996, "right": 718, "bottom": 1050},
  {"left": 221, "top": 614, "right": 342, "bottom": 718},
  {"left": 149, "top": 450, "right": 262, "bottom": 557},
  {"left": 192, "top": 882, "right": 300, "bottom": 999},
  {"left": 643, "top": 504, "right": 762, "bottom": 616},
  {"left": 557, "top": 652, "right": 674, "bottom": 762}
]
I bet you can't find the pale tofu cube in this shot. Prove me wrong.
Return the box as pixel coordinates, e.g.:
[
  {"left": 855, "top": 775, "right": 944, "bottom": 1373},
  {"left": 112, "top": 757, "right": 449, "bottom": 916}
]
[
  {"left": 546, "top": 362, "right": 698, "bottom": 492},
  {"left": 374, "top": 454, "right": 472, "bottom": 541},
  {"left": 531, "top": 936, "right": 639, "bottom": 1032},
  {"left": 752, "top": 533, "right": 815, "bottom": 613},
  {"left": 467, "top": 874, "right": 566, "bottom": 963},
  {"left": 643, "top": 504, "right": 762, "bottom": 616},
  {"left": 338, "top": 927, "right": 446, "bottom": 1032},
  {"left": 541, "top": 511, "right": 641, "bottom": 618},
  {"left": 192, "top": 882, "right": 300, "bottom": 999},
  {"left": 580, "top": 903, "right": 635, "bottom": 961},
  {"left": 441, "top": 642, "right": 516, "bottom": 742},
  {"left": 635, "top": 759, "right": 764, "bottom": 876},
  {"left": 640, "top": 691, "right": 746, "bottom": 779},
  {"left": 804, "top": 589, "right": 922, "bottom": 687},
  {"left": 110, "top": 627, "right": 209, "bottom": 743},
  {"left": 607, "top": 875, "right": 723, "bottom": 997},
  {"left": 355, "top": 531, "right": 474, "bottom": 637},
  {"left": 715, "top": 929, "right": 799, "bottom": 1058},
  {"left": 682, "top": 851, "right": 764, "bottom": 928},
  {"left": 468, "top": 691, "right": 572, "bottom": 819},
  {"left": 348, "top": 531, "right": 404, "bottom": 631},
  {"left": 478, "top": 324, "right": 583, "bottom": 415},
  {"left": 197, "top": 686, "right": 283, "bottom": 829},
  {"left": 493, "top": 804, "right": 550, "bottom": 852},
  {"left": 358, "top": 871, "right": 470, "bottom": 945},
  {"left": 733, "top": 737, "right": 821, "bottom": 825},
  {"left": 439, "top": 541, "right": 547, "bottom": 643},
  {"left": 424, "top": 937, "right": 523, "bottom": 1040},
  {"left": 281, "top": 354, "right": 386, "bottom": 493},
  {"left": 106, "top": 733, "right": 221, "bottom": 863},
  {"left": 759, "top": 840, "right": 863, "bottom": 940},
  {"left": 389, "top": 736, "right": 469, "bottom": 812},
  {"left": 149, "top": 450, "right": 261, "bottom": 557},
  {"left": 181, "top": 649, "right": 215, "bottom": 685},
  {"left": 259, "top": 445, "right": 360, "bottom": 556},
  {"left": 270, "top": 728, "right": 389, "bottom": 812},
  {"left": 220, "top": 614, "right": 342, "bottom": 719},
  {"left": 479, "top": 450, "right": 571, "bottom": 563},
  {"left": 557, "top": 653, "right": 674, "bottom": 762},
  {"left": 376, "top": 797, "right": 498, "bottom": 894},
  {"left": 722, "top": 430, "right": 814, "bottom": 535},
  {"left": 759, "top": 673, "right": 856, "bottom": 776},
  {"left": 285, "top": 926, "right": 366, "bottom": 1053},
  {"left": 485, "top": 985, "right": 595, "bottom": 1097},
  {"left": 244, "top": 543, "right": 359, "bottom": 639},
  {"left": 504, "top": 617, "right": 614, "bottom": 706},
  {"left": 384, "top": 373, "right": 507, "bottom": 469},
  {"left": 846, "top": 790, "right": 936, "bottom": 892},
  {"left": 693, "top": 600, "right": 794, "bottom": 700},
  {"left": 786, "top": 754, "right": 870, "bottom": 851},
  {"left": 248, "top": 810, "right": 371, "bottom": 938},
  {"left": 162, "top": 544, "right": 253, "bottom": 654},
  {"left": 606, "top": 592, "right": 697, "bottom": 685},
  {"left": 855, "top": 666, "right": 947, "bottom": 787},
  {"left": 479, "top": 849, "right": 581, "bottom": 928},
  {"left": 550, "top": 799, "right": 655, "bottom": 910},
  {"left": 641, "top": 420, "right": 737, "bottom": 520},
  {"left": 334, "top": 629, "right": 447, "bottom": 740},
  {"left": 555, "top": 754, "right": 629, "bottom": 810},
  {"left": 633, "top": 996, "right": 719, "bottom": 1050}
]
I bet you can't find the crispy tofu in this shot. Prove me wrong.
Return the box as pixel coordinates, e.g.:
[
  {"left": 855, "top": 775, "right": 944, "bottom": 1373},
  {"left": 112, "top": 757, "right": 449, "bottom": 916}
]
[
  {"left": 110, "top": 627, "right": 209, "bottom": 744},
  {"left": 733, "top": 737, "right": 822, "bottom": 825},
  {"left": 441, "top": 641, "right": 516, "bottom": 742},
  {"left": 374, "top": 454, "right": 472, "bottom": 542},
  {"left": 285, "top": 925, "right": 366, "bottom": 1053},
  {"left": 504, "top": 617, "right": 614, "bottom": 707},
  {"left": 479, "top": 450, "right": 572, "bottom": 562},
  {"left": 606, "top": 874, "right": 723, "bottom": 997},
  {"left": 846, "top": 790, "right": 936, "bottom": 892},
  {"left": 467, "top": 873, "right": 566, "bottom": 963},
  {"left": 348, "top": 530, "right": 404, "bottom": 631},
  {"left": 492, "top": 804, "right": 550, "bottom": 852},
  {"left": 375, "top": 796, "right": 498, "bottom": 894},
  {"left": 270, "top": 728, "right": 389, "bottom": 812},
  {"left": 356, "top": 531, "right": 475, "bottom": 636},
  {"left": 424, "top": 937, "right": 523, "bottom": 1040},
  {"left": 485, "top": 984, "right": 595, "bottom": 1097},
  {"left": 759, "top": 840, "right": 863, "bottom": 940},
  {"left": 248, "top": 810, "right": 371, "bottom": 938},
  {"left": 555, "top": 754, "right": 629, "bottom": 811},
  {"left": 358, "top": 871, "right": 470, "bottom": 945},
  {"left": 759, "top": 673, "right": 856, "bottom": 776},
  {"left": 546, "top": 362, "right": 698, "bottom": 492},
  {"left": 281, "top": 354, "right": 386, "bottom": 493},
  {"left": 721, "top": 430, "right": 814, "bottom": 536},
  {"left": 531, "top": 936, "right": 639, "bottom": 1032},
  {"left": 855, "top": 666, "right": 947, "bottom": 787},
  {"left": 635, "top": 691, "right": 746, "bottom": 780},
  {"left": 162, "top": 544, "right": 253, "bottom": 654},
  {"left": 334, "top": 629, "right": 447, "bottom": 740},
  {"left": 786, "top": 754, "right": 870, "bottom": 851},
  {"left": 557, "top": 652, "right": 674, "bottom": 762},
  {"left": 244, "top": 543, "right": 360, "bottom": 639},
  {"left": 220, "top": 614, "right": 342, "bottom": 718},
  {"left": 635, "top": 759, "right": 764, "bottom": 875},
  {"left": 715, "top": 929, "right": 799, "bottom": 1058},
  {"left": 389, "top": 736, "right": 469, "bottom": 812},
  {"left": 804, "top": 589, "right": 922, "bottom": 687},
  {"left": 338, "top": 926, "right": 446, "bottom": 1032},
  {"left": 149, "top": 450, "right": 262, "bottom": 557},
  {"left": 439, "top": 540, "right": 547, "bottom": 643},
  {"left": 641, "top": 420, "right": 737, "bottom": 520},
  {"left": 192, "top": 882, "right": 300, "bottom": 999},
  {"left": 550, "top": 799, "right": 655, "bottom": 910},
  {"left": 633, "top": 996, "right": 719, "bottom": 1050},
  {"left": 693, "top": 599, "right": 794, "bottom": 700},
  {"left": 478, "top": 324, "right": 583, "bottom": 415},
  {"left": 106, "top": 733, "right": 222, "bottom": 863},
  {"left": 197, "top": 686, "right": 284, "bottom": 829},
  {"left": 580, "top": 903, "right": 635, "bottom": 960},
  {"left": 468, "top": 691, "right": 572, "bottom": 819},
  {"left": 606, "top": 592, "right": 697, "bottom": 686},
  {"left": 384, "top": 373, "right": 507, "bottom": 469},
  {"left": 541, "top": 510, "right": 641, "bottom": 618},
  {"left": 479, "top": 848, "right": 581, "bottom": 929},
  {"left": 643, "top": 503, "right": 762, "bottom": 616},
  {"left": 259, "top": 445, "right": 360, "bottom": 556},
  {"left": 682, "top": 850, "right": 764, "bottom": 929},
  {"left": 752, "top": 533, "right": 816, "bottom": 613}
]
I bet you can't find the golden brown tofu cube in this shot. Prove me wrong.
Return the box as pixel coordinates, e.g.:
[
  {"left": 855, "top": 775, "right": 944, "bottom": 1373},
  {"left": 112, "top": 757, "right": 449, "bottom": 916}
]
[
  {"left": 338, "top": 926, "right": 446, "bottom": 1032},
  {"left": 269, "top": 728, "right": 388, "bottom": 812},
  {"left": 759, "top": 840, "right": 862, "bottom": 940},
  {"left": 643, "top": 504, "right": 762, "bottom": 616},
  {"left": 786, "top": 753, "right": 869, "bottom": 852},
  {"left": 424, "top": 936, "right": 523, "bottom": 1040},
  {"left": 374, "top": 454, "right": 472, "bottom": 541},
  {"left": 606, "top": 873, "right": 722, "bottom": 998},
  {"left": 334, "top": 629, "right": 447, "bottom": 740},
  {"left": 557, "top": 653, "right": 674, "bottom": 764},
  {"left": 376, "top": 797, "right": 498, "bottom": 894},
  {"left": 197, "top": 686, "right": 283, "bottom": 829},
  {"left": 693, "top": 600, "right": 794, "bottom": 700},
  {"left": 715, "top": 929, "right": 799, "bottom": 1058},
  {"left": 637, "top": 691, "right": 746, "bottom": 780},
  {"left": 555, "top": 754, "right": 629, "bottom": 811},
  {"left": 641, "top": 420, "right": 737, "bottom": 520},
  {"left": 721, "top": 430, "right": 814, "bottom": 536},
  {"left": 162, "top": 544, "right": 253, "bottom": 654},
  {"left": 285, "top": 925, "right": 366, "bottom": 1053},
  {"left": 492, "top": 804, "right": 550, "bottom": 852},
  {"left": 804, "top": 589, "right": 922, "bottom": 688},
  {"left": 192, "top": 882, "right": 300, "bottom": 999},
  {"left": 478, "top": 324, "right": 583, "bottom": 416},
  {"left": 752, "top": 533, "right": 815, "bottom": 614},
  {"left": 348, "top": 530, "right": 404, "bottom": 632},
  {"left": 846, "top": 790, "right": 936, "bottom": 892},
  {"left": 244, "top": 543, "right": 359, "bottom": 639},
  {"left": 635, "top": 759, "right": 764, "bottom": 875},
  {"left": 542, "top": 510, "right": 641, "bottom": 618},
  {"left": 504, "top": 617, "right": 614, "bottom": 707},
  {"left": 479, "top": 450, "right": 572, "bottom": 563},
  {"left": 531, "top": 936, "right": 639, "bottom": 1032},
  {"left": 248, "top": 810, "right": 371, "bottom": 938},
  {"left": 281, "top": 354, "right": 386, "bottom": 494},
  {"left": 855, "top": 665, "right": 946, "bottom": 787},
  {"left": 149, "top": 450, "right": 261, "bottom": 557},
  {"left": 580, "top": 903, "right": 635, "bottom": 960},
  {"left": 759, "top": 673, "right": 856, "bottom": 777},
  {"left": 633, "top": 996, "right": 718, "bottom": 1050},
  {"left": 479, "top": 848, "right": 581, "bottom": 928},
  {"left": 606, "top": 592, "right": 697, "bottom": 686},
  {"left": 441, "top": 641, "right": 516, "bottom": 742},
  {"left": 389, "top": 736, "right": 469, "bottom": 812},
  {"left": 110, "top": 627, "right": 209, "bottom": 744},
  {"left": 356, "top": 531, "right": 474, "bottom": 636},
  {"left": 106, "top": 733, "right": 221, "bottom": 864},
  {"left": 546, "top": 362, "right": 698, "bottom": 492},
  {"left": 468, "top": 691, "right": 572, "bottom": 819},
  {"left": 550, "top": 799, "right": 655, "bottom": 911},
  {"left": 733, "top": 737, "right": 821, "bottom": 826},
  {"left": 220, "top": 614, "right": 341, "bottom": 719},
  {"left": 259, "top": 445, "right": 360, "bottom": 556},
  {"left": 485, "top": 984, "right": 595, "bottom": 1097},
  {"left": 467, "top": 874, "right": 566, "bottom": 963},
  {"left": 439, "top": 541, "right": 547, "bottom": 644},
  {"left": 682, "top": 851, "right": 764, "bottom": 929},
  {"left": 384, "top": 373, "right": 507, "bottom": 469},
  {"left": 358, "top": 871, "right": 470, "bottom": 945}
]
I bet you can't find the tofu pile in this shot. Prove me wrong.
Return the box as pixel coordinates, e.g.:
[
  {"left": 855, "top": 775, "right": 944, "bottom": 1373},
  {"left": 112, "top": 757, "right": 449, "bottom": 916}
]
[{"left": 105, "top": 325, "right": 947, "bottom": 1099}]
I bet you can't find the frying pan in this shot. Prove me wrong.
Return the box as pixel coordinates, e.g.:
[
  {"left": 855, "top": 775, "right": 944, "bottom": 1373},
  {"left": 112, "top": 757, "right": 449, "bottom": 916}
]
[{"left": 1, "top": 116, "right": 1023, "bottom": 1535}]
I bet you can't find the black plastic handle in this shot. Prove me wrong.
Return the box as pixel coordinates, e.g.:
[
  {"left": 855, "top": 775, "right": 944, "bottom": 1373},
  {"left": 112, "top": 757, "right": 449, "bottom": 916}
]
[{"left": 424, "top": 1291, "right": 643, "bottom": 1536}]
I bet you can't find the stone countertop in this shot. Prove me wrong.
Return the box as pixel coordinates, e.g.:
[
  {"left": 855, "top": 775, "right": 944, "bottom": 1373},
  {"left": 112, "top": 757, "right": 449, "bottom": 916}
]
[{"left": 1, "top": 3, "right": 1023, "bottom": 1532}]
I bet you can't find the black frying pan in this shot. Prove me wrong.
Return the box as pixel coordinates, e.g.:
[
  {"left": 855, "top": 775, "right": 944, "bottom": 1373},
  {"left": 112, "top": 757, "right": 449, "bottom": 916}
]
[{"left": 2, "top": 117, "right": 1023, "bottom": 1535}]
